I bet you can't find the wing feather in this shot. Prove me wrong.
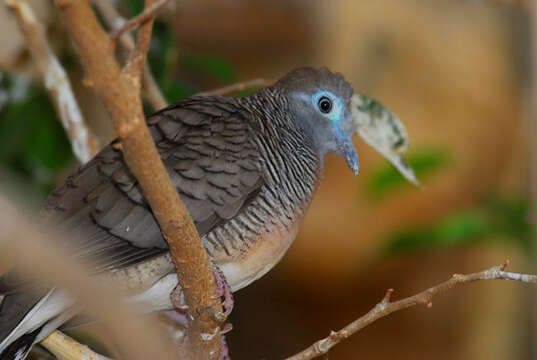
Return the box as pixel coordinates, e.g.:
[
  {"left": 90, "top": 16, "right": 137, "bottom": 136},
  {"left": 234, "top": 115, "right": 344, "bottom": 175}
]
[{"left": 36, "top": 96, "right": 263, "bottom": 273}]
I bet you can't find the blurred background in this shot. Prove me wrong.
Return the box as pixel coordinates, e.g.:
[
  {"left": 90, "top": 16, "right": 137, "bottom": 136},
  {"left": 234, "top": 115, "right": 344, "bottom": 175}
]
[{"left": 0, "top": 0, "right": 534, "bottom": 359}]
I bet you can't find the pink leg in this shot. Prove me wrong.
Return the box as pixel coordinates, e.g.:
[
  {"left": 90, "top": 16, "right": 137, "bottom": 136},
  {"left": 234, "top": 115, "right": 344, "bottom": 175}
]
[
  {"left": 170, "top": 265, "right": 234, "bottom": 359},
  {"left": 172, "top": 264, "right": 233, "bottom": 316}
]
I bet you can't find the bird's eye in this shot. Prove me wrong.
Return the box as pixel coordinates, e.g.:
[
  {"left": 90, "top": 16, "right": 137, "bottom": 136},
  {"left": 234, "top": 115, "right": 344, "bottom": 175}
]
[{"left": 318, "top": 96, "right": 332, "bottom": 114}]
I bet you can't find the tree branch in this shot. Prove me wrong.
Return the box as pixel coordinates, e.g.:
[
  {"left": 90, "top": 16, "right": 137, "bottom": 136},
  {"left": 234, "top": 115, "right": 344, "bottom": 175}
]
[
  {"left": 53, "top": 0, "right": 223, "bottom": 359},
  {"left": 4, "top": 0, "right": 99, "bottom": 164},
  {"left": 197, "top": 78, "right": 273, "bottom": 96},
  {"left": 286, "top": 260, "right": 537, "bottom": 360},
  {"left": 91, "top": 0, "right": 168, "bottom": 111},
  {"left": 122, "top": 0, "right": 158, "bottom": 85},
  {"left": 110, "top": 0, "right": 170, "bottom": 44},
  {"left": 40, "top": 331, "right": 111, "bottom": 360}
]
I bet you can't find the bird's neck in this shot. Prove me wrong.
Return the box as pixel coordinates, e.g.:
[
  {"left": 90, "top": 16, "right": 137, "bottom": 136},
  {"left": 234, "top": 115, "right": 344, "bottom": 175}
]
[{"left": 243, "top": 89, "right": 322, "bottom": 214}]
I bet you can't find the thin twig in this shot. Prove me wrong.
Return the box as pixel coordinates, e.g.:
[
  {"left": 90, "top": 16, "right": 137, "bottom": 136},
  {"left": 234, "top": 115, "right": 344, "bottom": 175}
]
[
  {"left": 197, "top": 78, "right": 274, "bottom": 96},
  {"left": 54, "top": 0, "right": 223, "bottom": 358},
  {"left": 122, "top": 0, "right": 157, "bottom": 88},
  {"left": 110, "top": 0, "right": 170, "bottom": 44},
  {"left": 40, "top": 331, "right": 111, "bottom": 360},
  {"left": 286, "top": 260, "right": 537, "bottom": 360},
  {"left": 4, "top": 0, "right": 99, "bottom": 163},
  {"left": 92, "top": 0, "right": 168, "bottom": 110}
]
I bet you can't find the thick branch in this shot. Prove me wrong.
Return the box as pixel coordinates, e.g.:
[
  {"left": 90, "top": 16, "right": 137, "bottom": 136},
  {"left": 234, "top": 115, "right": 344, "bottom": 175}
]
[
  {"left": 92, "top": 0, "right": 168, "bottom": 110},
  {"left": 286, "top": 260, "right": 537, "bottom": 360},
  {"left": 5, "top": 0, "right": 99, "bottom": 163},
  {"left": 54, "top": 0, "right": 223, "bottom": 358}
]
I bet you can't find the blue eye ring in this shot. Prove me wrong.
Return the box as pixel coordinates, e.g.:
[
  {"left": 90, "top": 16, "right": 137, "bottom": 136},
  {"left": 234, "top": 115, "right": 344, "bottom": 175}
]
[
  {"left": 318, "top": 96, "right": 332, "bottom": 113},
  {"left": 311, "top": 90, "right": 342, "bottom": 123}
]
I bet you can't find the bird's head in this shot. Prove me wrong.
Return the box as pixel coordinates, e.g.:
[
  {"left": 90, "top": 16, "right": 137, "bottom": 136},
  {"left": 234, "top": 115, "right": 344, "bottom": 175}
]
[{"left": 272, "top": 67, "right": 359, "bottom": 175}]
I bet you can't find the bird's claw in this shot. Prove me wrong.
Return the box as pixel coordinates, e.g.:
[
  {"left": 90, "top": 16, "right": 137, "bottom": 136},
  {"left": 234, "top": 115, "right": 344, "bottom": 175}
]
[
  {"left": 218, "top": 333, "right": 231, "bottom": 360},
  {"left": 211, "top": 263, "right": 234, "bottom": 317}
]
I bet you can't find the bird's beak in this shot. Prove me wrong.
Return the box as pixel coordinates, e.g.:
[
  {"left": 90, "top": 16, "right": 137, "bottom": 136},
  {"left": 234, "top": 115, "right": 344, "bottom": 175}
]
[{"left": 334, "top": 124, "right": 359, "bottom": 176}]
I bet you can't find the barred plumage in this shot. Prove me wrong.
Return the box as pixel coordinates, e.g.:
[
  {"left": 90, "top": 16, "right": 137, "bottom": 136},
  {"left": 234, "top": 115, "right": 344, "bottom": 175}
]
[{"left": 0, "top": 67, "right": 357, "bottom": 358}]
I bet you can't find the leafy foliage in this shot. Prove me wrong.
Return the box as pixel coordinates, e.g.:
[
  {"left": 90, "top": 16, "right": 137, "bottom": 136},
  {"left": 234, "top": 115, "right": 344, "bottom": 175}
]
[
  {"left": 383, "top": 195, "right": 533, "bottom": 256},
  {"left": 123, "top": 2, "right": 237, "bottom": 108},
  {"left": 0, "top": 71, "right": 73, "bottom": 197}
]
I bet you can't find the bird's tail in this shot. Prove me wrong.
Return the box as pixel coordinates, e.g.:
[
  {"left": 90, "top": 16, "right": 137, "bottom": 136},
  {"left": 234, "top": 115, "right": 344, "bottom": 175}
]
[
  {"left": 0, "top": 291, "right": 43, "bottom": 360},
  {"left": 0, "top": 288, "right": 72, "bottom": 360},
  {"left": 0, "top": 325, "right": 42, "bottom": 360}
]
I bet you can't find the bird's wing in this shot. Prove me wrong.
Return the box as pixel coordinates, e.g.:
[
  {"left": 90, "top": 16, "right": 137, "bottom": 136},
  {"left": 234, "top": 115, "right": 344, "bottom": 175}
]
[{"left": 39, "top": 96, "right": 264, "bottom": 273}]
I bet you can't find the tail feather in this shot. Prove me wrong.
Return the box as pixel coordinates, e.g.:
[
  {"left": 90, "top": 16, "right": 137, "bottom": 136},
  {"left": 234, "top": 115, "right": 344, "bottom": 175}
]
[
  {"left": 0, "top": 293, "right": 42, "bottom": 349},
  {"left": 0, "top": 326, "right": 42, "bottom": 360},
  {"left": 0, "top": 290, "right": 71, "bottom": 359}
]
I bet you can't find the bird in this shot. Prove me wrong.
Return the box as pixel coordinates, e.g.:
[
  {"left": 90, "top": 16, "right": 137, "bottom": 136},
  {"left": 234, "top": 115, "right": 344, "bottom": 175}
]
[{"left": 0, "top": 67, "right": 359, "bottom": 359}]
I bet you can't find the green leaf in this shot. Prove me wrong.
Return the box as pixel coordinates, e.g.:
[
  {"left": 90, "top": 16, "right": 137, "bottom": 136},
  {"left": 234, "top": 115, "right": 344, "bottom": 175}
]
[
  {"left": 0, "top": 71, "right": 73, "bottom": 196},
  {"left": 123, "top": 0, "right": 144, "bottom": 17},
  {"left": 382, "top": 195, "right": 533, "bottom": 256}
]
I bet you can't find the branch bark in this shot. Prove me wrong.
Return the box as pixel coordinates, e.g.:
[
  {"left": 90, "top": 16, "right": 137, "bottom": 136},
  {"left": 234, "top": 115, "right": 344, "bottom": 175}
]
[
  {"left": 53, "top": 0, "right": 223, "bottom": 359},
  {"left": 40, "top": 331, "right": 111, "bottom": 360},
  {"left": 4, "top": 0, "right": 99, "bottom": 164},
  {"left": 286, "top": 260, "right": 537, "bottom": 360}
]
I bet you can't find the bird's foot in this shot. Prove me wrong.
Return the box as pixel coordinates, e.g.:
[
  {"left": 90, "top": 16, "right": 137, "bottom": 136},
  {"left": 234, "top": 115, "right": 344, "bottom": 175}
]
[
  {"left": 170, "top": 264, "right": 233, "bottom": 316},
  {"left": 170, "top": 284, "right": 189, "bottom": 311},
  {"left": 211, "top": 263, "right": 234, "bottom": 316}
]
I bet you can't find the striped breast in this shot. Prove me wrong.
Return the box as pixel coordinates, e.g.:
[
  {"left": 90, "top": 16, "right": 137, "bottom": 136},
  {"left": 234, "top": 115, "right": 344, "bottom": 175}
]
[{"left": 202, "top": 90, "right": 322, "bottom": 290}]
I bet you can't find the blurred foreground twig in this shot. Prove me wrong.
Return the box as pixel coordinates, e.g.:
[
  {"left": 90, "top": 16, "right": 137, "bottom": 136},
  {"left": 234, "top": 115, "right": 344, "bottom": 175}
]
[
  {"left": 4, "top": 0, "right": 99, "bottom": 163},
  {"left": 0, "top": 194, "right": 178, "bottom": 360},
  {"left": 286, "top": 260, "right": 537, "bottom": 360}
]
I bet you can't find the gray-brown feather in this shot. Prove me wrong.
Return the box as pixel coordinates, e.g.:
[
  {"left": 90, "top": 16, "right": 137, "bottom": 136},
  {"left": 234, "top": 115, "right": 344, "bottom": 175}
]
[
  {"left": 1, "top": 67, "right": 357, "bottom": 359},
  {"left": 38, "top": 96, "right": 264, "bottom": 272}
]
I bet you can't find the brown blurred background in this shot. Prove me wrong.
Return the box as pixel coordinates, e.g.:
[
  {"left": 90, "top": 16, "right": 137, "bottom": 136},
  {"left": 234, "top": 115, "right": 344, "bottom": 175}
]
[{"left": 0, "top": 0, "right": 533, "bottom": 359}]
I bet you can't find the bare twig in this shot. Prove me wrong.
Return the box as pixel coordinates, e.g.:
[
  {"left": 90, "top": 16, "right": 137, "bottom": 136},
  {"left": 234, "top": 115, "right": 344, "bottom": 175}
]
[
  {"left": 197, "top": 78, "right": 274, "bottom": 96},
  {"left": 4, "top": 0, "right": 99, "bottom": 163},
  {"left": 54, "top": 0, "right": 223, "bottom": 358},
  {"left": 122, "top": 0, "right": 158, "bottom": 84},
  {"left": 286, "top": 260, "right": 537, "bottom": 360},
  {"left": 110, "top": 0, "right": 170, "bottom": 44},
  {"left": 40, "top": 331, "right": 111, "bottom": 360},
  {"left": 0, "top": 194, "right": 178, "bottom": 360},
  {"left": 92, "top": 0, "right": 168, "bottom": 110}
]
